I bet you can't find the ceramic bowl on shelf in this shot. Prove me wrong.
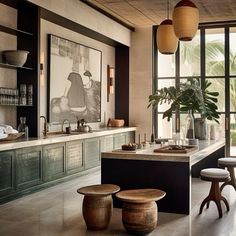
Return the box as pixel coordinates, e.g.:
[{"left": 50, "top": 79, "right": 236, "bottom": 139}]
[{"left": 2, "top": 50, "right": 29, "bottom": 66}]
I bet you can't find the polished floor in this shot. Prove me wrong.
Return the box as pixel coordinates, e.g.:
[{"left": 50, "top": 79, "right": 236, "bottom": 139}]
[{"left": 0, "top": 169, "right": 236, "bottom": 236}]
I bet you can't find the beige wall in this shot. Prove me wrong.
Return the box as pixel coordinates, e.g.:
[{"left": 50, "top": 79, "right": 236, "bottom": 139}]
[
  {"left": 129, "top": 26, "right": 153, "bottom": 142},
  {"left": 28, "top": 0, "right": 131, "bottom": 46},
  {"left": 0, "top": 4, "right": 17, "bottom": 127},
  {"left": 40, "top": 19, "right": 115, "bottom": 132}
]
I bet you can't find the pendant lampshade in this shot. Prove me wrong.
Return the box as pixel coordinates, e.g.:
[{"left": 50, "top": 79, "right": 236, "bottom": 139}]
[
  {"left": 157, "top": 19, "right": 178, "bottom": 54},
  {"left": 173, "top": 0, "right": 199, "bottom": 41}
]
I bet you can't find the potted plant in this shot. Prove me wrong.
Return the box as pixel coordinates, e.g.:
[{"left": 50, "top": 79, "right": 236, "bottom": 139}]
[{"left": 148, "top": 78, "right": 220, "bottom": 139}]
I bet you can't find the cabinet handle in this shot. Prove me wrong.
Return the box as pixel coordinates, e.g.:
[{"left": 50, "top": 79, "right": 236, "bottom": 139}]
[{"left": 225, "top": 117, "right": 229, "bottom": 131}]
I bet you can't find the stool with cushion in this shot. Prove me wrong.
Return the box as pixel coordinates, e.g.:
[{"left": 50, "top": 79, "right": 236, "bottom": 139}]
[
  {"left": 199, "top": 168, "right": 230, "bottom": 218},
  {"left": 218, "top": 157, "right": 236, "bottom": 191}
]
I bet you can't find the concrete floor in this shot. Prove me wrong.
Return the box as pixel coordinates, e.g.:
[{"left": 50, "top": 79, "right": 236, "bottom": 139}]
[{"left": 0, "top": 169, "right": 236, "bottom": 236}]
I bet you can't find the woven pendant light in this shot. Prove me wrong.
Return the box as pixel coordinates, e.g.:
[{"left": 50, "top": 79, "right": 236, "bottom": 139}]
[
  {"left": 173, "top": 0, "right": 199, "bottom": 41},
  {"left": 157, "top": 1, "right": 178, "bottom": 54}
]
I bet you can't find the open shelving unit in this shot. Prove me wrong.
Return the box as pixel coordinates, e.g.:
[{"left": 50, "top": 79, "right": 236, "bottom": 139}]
[
  {"left": 0, "top": 1, "right": 40, "bottom": 137},
  {"left": 0, "top": 62, "right": 33, "bottom": 70}
]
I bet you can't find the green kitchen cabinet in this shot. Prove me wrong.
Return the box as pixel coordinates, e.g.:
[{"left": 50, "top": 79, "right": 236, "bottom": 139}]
[
  {"left": 15, "top": 146, "right": 42, "bottom": 190},
  {"left": 43, "top": 143, "right": 66, "bottom": 182},
  {"left": 84, "top": 138, "right": 100, "bottom": 169},
  {"left": 0, "top": 151, "right": 15, "bottom": 197},
  {"left": 113, "top": 133, "right": 126, "bottom": 149},
  {"left": 101, "top": 135, "right": 114, "bottom": 152},
  {"left": 66, "top": 140, "right": 84, "bottom": 174},
  {"left": 125, "top": 131, "right": 135, "bottom": 144}
]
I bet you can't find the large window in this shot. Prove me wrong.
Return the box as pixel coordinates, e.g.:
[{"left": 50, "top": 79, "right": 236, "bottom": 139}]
[{"left": 155, "top": 25, "right": 236, "bottom": 156}]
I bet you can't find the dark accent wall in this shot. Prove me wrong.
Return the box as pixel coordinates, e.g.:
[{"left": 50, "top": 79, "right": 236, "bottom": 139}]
[
  {"left": 115, "top": 45, "right": 129, "bottom": 126},
  {"left": 17, "top": 1, "right": 40, "bottom": 137}
]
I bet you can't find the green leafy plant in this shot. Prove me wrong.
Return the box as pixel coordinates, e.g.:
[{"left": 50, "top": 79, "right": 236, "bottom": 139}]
[{"left": 148, "top": 78, "right": 220, "bottom": 123}]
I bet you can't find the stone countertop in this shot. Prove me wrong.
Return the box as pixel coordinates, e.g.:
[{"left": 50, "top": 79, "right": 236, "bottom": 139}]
[
  {"left": 0, "top": 127, "right": 136, "bottom": 152},
  {"left": 101, "top": 139, "right": 225, "bottom": 165}
]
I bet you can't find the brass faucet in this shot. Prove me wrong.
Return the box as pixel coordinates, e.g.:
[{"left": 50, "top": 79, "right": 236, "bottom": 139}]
[
  {"left": 40, "top": 116, "right": 48, "bottom": 137},
  {"left": 62, "top": 119, "right": 71, "bottom": 133}
]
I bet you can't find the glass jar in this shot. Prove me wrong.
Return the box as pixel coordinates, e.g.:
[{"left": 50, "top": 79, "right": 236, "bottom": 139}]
[
  {"left": 18, "top": 117, "right": 29, "bottom": 139},
  {"left": 20, "top": 84, "right": 27, "bottom": 95},
  {"left": 185, "top": 111, "right": 195, "bottom": 139}
]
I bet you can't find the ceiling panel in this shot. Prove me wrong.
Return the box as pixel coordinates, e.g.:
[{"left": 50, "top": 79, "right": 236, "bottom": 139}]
[{"left": 83, "top": 0, "right": 236, "bottom": 28}]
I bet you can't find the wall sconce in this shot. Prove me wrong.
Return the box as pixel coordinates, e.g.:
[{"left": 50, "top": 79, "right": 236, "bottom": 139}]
[
  {"left": 40, "top": 52, "right": 44, "bottom": 74},
  {"left": 107, "top": 65, "right": 115, "bottom": 102}
]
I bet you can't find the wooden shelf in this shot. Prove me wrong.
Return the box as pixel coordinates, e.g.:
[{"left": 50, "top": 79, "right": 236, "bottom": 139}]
[
  {"left": 0, "top": 104, "right": 33, "bottom": 107},
  {"left": 0, "top": 24, "right": 33, "bottom": 36},
  {"left": 0, "top": 62, "right": 33, "bottom": 70}
]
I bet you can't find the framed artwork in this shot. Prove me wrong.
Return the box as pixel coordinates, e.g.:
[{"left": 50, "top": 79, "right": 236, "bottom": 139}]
[{"left": 48, "top": 34, "right": 102, "bottom": 124}]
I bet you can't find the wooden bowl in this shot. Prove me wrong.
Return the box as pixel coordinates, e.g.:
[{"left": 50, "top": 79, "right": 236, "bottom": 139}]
[{"left": 110, "top": 119, "right": 125, "bottom": 127}]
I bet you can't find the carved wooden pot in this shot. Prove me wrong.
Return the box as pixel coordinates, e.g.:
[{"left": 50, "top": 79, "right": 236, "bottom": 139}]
[
  {"left": 122, "top": 201, "right": 157, "bottom": 235},
  {"left": 82, "top": 195, "right": 112, "bottom": 230}
]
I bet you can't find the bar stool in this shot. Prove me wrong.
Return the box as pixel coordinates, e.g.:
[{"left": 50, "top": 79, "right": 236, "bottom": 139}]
[
  {"left": 218, "top": 157, "right": 236, "bottom": 191},
  {"left": 116, "top": 189, "right": 166, "bottom": 235},
  {"left": 77, "top": 184, "right": 120, "bottom": 230},
  {"left": 199, "top": 168, "right": 230, "bottom": 218}
]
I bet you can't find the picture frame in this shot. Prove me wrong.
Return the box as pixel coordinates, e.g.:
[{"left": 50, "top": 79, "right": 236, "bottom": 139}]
[{"left": 47, "top": 34, "right": 102, "bottom": 124}]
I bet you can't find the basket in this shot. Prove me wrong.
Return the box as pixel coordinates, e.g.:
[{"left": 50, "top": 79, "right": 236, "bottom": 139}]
[
  {"left": 110, "top": 119, "right": 125, "bottom": 127},
  {"left": 0, "top": 132, "right": 24, "bottom": 141}
]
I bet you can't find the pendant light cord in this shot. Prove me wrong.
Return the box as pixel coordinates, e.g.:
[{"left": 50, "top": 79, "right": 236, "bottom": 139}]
[{"left": 167, "top": 0, "right": 170, "bottom": 19}]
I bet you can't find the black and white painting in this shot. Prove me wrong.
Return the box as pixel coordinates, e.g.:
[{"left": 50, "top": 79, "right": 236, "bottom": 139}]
[{"left": 48, "top": 34, "right": 102, "bottom": 123}]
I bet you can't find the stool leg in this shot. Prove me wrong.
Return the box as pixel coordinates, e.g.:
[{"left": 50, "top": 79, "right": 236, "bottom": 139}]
[
  {"left": 215, "top": 200, "right": 223, "bottom": 218},
  {"left": 206, "top": 201, "right": 210, "bottom": 208},
  {"left": 199, "top": 197, "right": 209, "bottom": 214},
  {"left": 221, "top": 196, "right": 230, "bottom": 212},
  {"left": 212, "top": 181, "right": 224, "bottom": 218},
  {"left": 220, "top": 166, "right": 236, "bottom": 192},
  {"left": 199, "top": 181, "right": 226, "bottom": 218}
]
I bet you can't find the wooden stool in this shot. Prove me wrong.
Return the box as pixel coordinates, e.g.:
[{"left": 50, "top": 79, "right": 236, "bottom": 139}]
[
  {"left": 116, "top": 189, "right": 166, "bottom": 235},
  {"left": 199, "top": 168, "right": 230, "bottom": 218},
  {"left": 77, "top": 184, "right": 120, "bottom": 230},
  {"left": 218, "top": 157, "right": 236, "bottom": 191}
]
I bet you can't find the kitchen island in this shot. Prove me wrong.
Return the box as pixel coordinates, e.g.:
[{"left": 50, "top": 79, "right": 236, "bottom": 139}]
[{"left": 101, "top": 140, "right": 225, "bottom": 214}]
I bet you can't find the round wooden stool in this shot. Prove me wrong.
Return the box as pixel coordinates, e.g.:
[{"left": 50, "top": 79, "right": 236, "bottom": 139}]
[
  {"left": 218, "top": 157, "right": 236, "bottom": 191},
  {"left": 77, "top": 184, "right": 120, "bottom": 230},
  {"left": 116, "top": 189, "right": 166, "bottom": 235},
  {"left": 199, "top": 168, "right": 230, "bottom": 218}
]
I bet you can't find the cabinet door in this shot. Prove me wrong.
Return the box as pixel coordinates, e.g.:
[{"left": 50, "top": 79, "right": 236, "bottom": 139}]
[
  {"left": 125, "top": 131, "right": 135, "bottom": 144},
  {"left": 43, "top": 143, "right": 66, "bottom": 182},
  {"left": 84, "top": 138, "right": 100, "bottom": 169},
  {"left": 66, "top": 140, "right": 84, "bottom": 174},
  {"left": 0, "top": 151, "right": 15, "bottom": 197},
  {"left": 113, "top": 133, "right": 126, "bottom": 149},
  {"left": 101, "top": 135, "right": 114, "bottom": 152},
  {"left": 16, "top": 146, "right": 42, "bottom": 190}
]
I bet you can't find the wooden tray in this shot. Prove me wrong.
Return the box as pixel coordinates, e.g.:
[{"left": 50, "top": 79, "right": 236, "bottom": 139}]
[
  {"left": 0, "top": 132, "right": 24, "bottom": 141},
  {"left": 154, "top": 145, "right": 198, "bottom": 153}
]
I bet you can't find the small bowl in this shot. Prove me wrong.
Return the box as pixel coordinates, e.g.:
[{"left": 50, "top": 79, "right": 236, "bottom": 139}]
[
  {"left": 2, "top": 50, "right": 29, "bottom": 66},
  {"left": 122, "top": 144, "right": 137, "bottom": 151}
]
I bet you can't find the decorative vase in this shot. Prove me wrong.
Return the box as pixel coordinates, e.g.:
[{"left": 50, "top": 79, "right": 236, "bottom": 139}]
[
  {"left": 185, "top": 111, "right": 195, "bottom": 139},
  {"left": 194, "top": 118, "right": 207, "bottom": 140},
  {"left": 210, "top": 124, "right": 216, "bottom": 140}
]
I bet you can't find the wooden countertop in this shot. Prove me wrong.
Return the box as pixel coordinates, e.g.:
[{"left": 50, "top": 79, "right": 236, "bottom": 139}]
[{"left": 101, "top": 139, "right": 225, "bottom": 165}]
